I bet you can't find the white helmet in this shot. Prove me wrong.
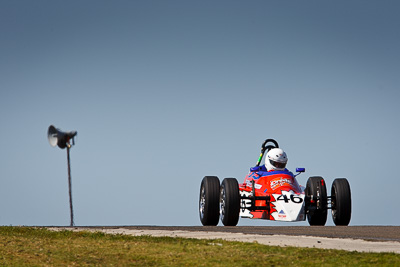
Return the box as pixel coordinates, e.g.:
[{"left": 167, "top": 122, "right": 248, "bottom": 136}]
[{"left": 265, "top": 148, "right": 288, "bottom": 171}]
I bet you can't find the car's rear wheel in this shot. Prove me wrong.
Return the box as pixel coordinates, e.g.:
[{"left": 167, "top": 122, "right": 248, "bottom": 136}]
[
  {"left": 220, "top": 178, "right": 240, "bottom": 226},
  {"left": 199, "top": 176, "right": 220, "bottom": 226},
  {"left": 305, "top": 176, "right": 327, "bottom": 226},
  {"left": 331, "top": 178, "right": 351, "bottom": 226}
]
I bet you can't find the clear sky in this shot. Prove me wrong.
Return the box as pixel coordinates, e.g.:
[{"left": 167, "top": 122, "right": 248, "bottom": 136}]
[{"left": 1, "top": 1, "right": 399, "bottom": 226}]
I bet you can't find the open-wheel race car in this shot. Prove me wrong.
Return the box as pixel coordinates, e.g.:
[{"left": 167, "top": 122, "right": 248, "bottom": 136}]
[{"left": 199, "top": 139, "right": 351, "bottom": 226}]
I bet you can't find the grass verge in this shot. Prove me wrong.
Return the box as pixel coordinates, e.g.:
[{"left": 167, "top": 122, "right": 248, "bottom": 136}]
[{"left": 0, "top": 226, "right": 399, "bottom": 266}]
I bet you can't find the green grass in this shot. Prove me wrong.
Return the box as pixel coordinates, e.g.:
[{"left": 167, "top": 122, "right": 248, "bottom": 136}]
[{"left": 0, "top": 226, "right": 398, "bottom": 266}]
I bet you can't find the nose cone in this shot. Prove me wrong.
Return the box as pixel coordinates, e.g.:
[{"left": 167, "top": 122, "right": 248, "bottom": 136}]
[{"left": 271, "top": 190, "right": 306, "bottom": 221}]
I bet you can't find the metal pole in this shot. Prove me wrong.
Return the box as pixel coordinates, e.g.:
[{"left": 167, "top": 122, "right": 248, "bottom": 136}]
[{"left": 66, "top": 146, "right": 74, "bottom": 226}]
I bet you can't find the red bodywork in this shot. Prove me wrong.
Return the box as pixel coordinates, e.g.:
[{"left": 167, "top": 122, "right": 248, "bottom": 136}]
[{"left": 239, "top": 170, "right": 303, "bottom": 220}]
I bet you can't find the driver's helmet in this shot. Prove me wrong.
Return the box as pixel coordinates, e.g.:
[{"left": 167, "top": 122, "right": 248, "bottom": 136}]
[{"left": 265, "top": 148, "right": 288, "bottom": 171}]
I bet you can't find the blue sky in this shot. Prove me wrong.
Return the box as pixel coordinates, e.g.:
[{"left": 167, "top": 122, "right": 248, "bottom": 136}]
[{"left": 1, "top": 1, "right": 399, "bottom": 226}]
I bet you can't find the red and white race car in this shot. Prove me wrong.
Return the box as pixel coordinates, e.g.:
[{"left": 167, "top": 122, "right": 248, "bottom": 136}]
[{"left": 199, "top": 139, "right": 351, "bottom": 226}]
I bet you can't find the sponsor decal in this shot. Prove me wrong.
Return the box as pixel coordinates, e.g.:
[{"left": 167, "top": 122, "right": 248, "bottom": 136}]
[
  {"left": 246, "top": 180, "right": 262, "bottom": 189},
  {"left": 270, "top": 177, "right": 293, "bottom": 189},
  {"left": 278, "top": 210, "right": 286, "bottom": 218}
]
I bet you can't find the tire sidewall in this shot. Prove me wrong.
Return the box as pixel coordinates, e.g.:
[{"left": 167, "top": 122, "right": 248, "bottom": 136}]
[
  {"left": 199, "top": 176, "right": 220, "bottom": 226},
  {"left": 220, "top": 178, "right": 240, "bottom": 226},
  {"left": 306, "top": 176, "right": 328, "bottom": 226}
]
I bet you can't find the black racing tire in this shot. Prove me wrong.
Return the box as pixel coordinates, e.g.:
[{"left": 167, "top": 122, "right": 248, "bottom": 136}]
[
  {"left": 331, "top": 178, "right": 352, "bottom": 226},
  {"left": 305, "top": 176, "right": 328, "bottom": 226},
  {"left": 220, "top": 178, "right": 240, "bottom": 226},
  {"left": 199, "top": 176, "right": 220, "bottom": 226}
]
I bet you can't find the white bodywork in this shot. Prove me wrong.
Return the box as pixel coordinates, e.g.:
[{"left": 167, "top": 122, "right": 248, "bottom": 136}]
[
  {"left": 271, "top": 190, "right": 306, "bottom": 221},
  {"left": 240, "top": 190, "right": 306, "bottom": 221}
]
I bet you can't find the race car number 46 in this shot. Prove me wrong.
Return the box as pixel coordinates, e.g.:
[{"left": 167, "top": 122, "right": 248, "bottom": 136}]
[{"left": 276, "top": 194, "right": 303, "bottom": 204}]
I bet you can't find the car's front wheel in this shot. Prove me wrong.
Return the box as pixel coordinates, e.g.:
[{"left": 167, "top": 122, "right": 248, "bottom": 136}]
[
  {"left": 305, "top": 176, "right": 328, "bottom": 226},
  {"left": 220, "top": 178, "right": 240, "bottom": 226}
]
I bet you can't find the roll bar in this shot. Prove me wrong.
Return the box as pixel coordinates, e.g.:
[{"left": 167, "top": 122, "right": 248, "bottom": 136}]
[{"left": 255, "top": 139, "right": 279, "bottom": 166}]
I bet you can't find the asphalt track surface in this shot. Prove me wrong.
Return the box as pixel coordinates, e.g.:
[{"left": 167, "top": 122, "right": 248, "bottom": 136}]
[{"left": 76, "top": 226, "right": 400, "bottom": 242}]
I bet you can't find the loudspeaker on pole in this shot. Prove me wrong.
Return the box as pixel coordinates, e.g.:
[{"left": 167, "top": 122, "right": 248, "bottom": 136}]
[
  {"left": 48, "top": 125, "right": 77, "bottom": 149},
  {"left": 47, "top": 124, "right": 77, "bottom": 226}
]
